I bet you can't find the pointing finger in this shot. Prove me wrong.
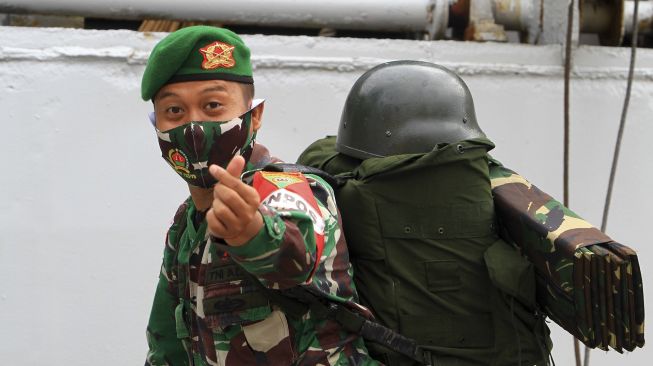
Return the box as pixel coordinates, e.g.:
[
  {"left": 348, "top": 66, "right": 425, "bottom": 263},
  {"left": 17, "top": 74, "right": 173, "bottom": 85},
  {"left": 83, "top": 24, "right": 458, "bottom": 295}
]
[
  {"left": 209, "top": 164, "right": 240, "bottom": 187},
  {"left": 208, "top": 155, "right": 246, "bottom": 181},
  {"left": 209, "top": 165, "right": 261, "bottom": 207},
  {"left": 226, "top": 155, "right": 246, "bottom": 178}
]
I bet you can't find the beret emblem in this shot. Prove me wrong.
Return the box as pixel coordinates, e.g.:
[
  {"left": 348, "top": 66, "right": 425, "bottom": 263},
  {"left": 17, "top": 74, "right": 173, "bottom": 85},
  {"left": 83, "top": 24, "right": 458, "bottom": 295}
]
[{"left": 199, "top": 41, "right": 236, "bottom": 70}]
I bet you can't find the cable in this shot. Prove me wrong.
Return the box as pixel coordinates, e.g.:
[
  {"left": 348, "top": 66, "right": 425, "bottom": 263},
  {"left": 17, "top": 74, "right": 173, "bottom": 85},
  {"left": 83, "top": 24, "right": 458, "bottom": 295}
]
[
  {"left": 564, "top": 1, "right": 573, "bottom": 209},
  {"left": 600, "top": 1, "right": 640, "bottom": 233},
  {"left": 562, "top": 1, "right": 579, "bottom": 364},
  {"left": 590, "top": 0, "right": 640, "bottom": 364}
]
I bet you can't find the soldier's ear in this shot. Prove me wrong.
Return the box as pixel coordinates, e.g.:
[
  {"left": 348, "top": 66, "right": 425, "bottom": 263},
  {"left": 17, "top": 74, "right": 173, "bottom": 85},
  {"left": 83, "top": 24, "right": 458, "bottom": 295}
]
[{"left": 251, "top": 101, "right": 264, "bottom": 132}]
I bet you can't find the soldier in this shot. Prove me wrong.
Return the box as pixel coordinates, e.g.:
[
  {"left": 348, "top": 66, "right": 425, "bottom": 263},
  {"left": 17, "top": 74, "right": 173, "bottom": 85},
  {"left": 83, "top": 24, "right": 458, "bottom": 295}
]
[
  {"left": 297, "top": 61, "right": 553, "bottom": 366},
  {"left": 142, "top": 26, "right": 379, "bottom": 365}
]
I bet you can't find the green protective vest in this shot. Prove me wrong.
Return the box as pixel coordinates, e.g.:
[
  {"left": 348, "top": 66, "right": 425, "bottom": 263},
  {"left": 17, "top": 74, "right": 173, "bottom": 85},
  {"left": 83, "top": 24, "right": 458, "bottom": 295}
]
[{"left": 298, "top": 136, "right": 551, "bottom": 366}]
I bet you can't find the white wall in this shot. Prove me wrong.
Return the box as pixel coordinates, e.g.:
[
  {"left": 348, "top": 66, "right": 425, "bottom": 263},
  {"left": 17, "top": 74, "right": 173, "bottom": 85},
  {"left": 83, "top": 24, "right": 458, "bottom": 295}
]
[{"left": 0, "top": 26, "right": 651, "bottom": 365}]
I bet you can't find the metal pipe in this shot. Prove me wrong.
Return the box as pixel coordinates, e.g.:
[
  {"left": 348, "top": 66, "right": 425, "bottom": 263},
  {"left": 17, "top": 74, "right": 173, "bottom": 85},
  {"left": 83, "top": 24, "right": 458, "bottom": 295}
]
[
  {"left": 624, "top": 0, "right": 653, "bottom": 34},
  {"left": 491, "top": 0, "right": 536, "bottom": 30},
  {"left": 581, "top": 1, "right": 615, "bottom": 34},
  {"left": 580, "top": 0, "right": 624, "bottom": 46},
  {"left": 491, "top": 0, "right": 541, "bottom": 43},
  {"left": 0, "top": 0, "right": 450, "bottom": 37}
]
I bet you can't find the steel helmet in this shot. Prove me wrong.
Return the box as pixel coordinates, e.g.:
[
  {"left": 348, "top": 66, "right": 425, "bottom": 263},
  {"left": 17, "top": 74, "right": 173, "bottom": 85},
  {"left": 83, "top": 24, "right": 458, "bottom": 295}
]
[{"left": 336, "top": 61, "right": 485, "bottom": 159}]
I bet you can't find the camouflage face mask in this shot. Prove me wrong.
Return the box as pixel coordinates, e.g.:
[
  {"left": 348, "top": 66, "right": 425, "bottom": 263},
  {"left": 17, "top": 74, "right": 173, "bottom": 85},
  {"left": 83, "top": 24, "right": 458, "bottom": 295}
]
[{"left": 155, "top": 107, "right": 258, "bottom": 188}]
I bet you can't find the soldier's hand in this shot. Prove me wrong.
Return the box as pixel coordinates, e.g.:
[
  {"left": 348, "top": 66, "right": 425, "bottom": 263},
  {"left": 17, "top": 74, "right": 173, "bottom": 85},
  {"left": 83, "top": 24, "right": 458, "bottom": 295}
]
[{"left": 206, "top": 156, "right": 263, "bottom": 246}]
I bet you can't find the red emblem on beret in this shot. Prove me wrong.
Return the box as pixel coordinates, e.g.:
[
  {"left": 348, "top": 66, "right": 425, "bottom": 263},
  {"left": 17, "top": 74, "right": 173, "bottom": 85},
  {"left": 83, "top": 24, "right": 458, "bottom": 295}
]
[{"left": 199, "top": 41, "right": 236, "bottom": 70}]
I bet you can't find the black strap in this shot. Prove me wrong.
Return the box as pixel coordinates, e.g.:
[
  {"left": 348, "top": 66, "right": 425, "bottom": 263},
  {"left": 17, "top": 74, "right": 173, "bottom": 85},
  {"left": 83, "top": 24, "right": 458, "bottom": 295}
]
[
  {"left": 292, "top": 287, "right": 435, "bottom": 365},
  {"left": 359, "top": 321, "right": 434, "bottom": 366},
  {"left": 245, "top": 273, "right": 309, "bottom": 319},
  {"left": 246, "top": 272, "right": 434, "bottom": 365}
]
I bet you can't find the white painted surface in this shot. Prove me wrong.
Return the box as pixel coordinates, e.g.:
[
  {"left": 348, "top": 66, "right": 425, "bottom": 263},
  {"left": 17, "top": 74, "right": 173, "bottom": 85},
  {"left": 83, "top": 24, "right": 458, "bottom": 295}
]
[{"left": 0, "top": 26, "right": 651, "bottom": 365}]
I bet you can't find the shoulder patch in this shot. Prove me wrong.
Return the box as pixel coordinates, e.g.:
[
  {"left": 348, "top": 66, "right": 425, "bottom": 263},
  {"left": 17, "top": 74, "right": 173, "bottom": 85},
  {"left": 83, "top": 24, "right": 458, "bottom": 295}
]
[
  {"left": 259, "top": 171, "right": 305, "bottom": 189},
  {"left": 261, "top": 189, "right": 325, "bottom": 235},
  {"left": 252, "top": 171, "right": 326, "bottom": 236},
  {"left": 252, "top": 169, "right": 327, "bottom": 281}
]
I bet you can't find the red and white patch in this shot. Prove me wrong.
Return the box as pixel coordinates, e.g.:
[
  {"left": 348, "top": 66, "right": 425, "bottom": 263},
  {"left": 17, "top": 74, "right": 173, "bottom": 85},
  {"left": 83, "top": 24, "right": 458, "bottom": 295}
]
[
  {"left": 252, "top": 171, "right": 326, "bottom": 278},
  {"left": 260, "top": 189, "right": 325, "bottom": 235}
]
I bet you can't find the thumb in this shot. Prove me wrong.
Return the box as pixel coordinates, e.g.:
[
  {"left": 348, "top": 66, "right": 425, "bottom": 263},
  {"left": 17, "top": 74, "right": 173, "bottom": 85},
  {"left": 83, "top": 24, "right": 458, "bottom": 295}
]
[{"left": 225, "top": 155, "right": 246, "bottom": 178}]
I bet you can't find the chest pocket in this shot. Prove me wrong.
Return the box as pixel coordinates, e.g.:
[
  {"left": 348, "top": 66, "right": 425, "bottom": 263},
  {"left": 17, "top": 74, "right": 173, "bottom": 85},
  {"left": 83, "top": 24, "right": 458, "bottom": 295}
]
[{"left": 200, "top": 259, "right": 273, "bottom": 328}]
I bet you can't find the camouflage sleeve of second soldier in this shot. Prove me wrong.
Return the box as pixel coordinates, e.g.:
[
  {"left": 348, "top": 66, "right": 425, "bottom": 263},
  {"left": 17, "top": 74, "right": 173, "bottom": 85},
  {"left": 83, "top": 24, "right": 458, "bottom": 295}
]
[
  {"left": 145, "top": 203, "right": 190, "bottom": 366},
  {"left": 212, "top": 172, "right": 335, "bottom": 290}
]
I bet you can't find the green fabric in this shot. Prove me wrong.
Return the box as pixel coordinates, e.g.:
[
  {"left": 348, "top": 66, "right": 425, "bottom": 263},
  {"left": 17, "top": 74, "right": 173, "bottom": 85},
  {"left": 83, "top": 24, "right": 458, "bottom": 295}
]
[
  {"left": 141, "top": 25, "right": 253, "bottom": 101},
  {"left": 301, "top": 135, "right": 645, "bottom": 356},
  {"left": 146, "top": 276, "right": 189, "bottom": 366},
  {"left": 298, "top": 136, "right": 550, "bottom": 366},
  {"left": 484, "top": 239, "right": 536, "bottom": 309}
]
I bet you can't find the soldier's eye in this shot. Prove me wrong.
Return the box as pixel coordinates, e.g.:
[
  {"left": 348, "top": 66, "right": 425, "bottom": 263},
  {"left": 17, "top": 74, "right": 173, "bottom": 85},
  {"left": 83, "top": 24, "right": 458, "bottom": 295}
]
[
  {"left": 166, "top": 106, "right": 183, "bottom": 114},
  {"left": 205, "top": 102, "right": 221, "bottom": 110}
]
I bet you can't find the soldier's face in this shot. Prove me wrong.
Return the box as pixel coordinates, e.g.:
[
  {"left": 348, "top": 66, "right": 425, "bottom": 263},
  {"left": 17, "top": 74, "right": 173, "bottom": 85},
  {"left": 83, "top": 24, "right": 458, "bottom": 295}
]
[{"left": 153, "top": 80, "right": 262, "bottom": 132}]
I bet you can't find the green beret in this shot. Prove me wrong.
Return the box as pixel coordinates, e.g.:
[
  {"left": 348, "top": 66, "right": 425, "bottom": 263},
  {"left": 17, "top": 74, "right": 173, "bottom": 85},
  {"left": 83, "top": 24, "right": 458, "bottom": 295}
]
[{"left": 141, "top": 25, "right": 253, "bottom": 101}]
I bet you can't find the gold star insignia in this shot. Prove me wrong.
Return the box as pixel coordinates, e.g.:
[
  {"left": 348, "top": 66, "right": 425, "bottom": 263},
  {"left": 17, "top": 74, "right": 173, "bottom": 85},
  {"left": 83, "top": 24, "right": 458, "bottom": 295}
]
[{"left": 199, "top": 41, "right": 236, "bottom": 70}]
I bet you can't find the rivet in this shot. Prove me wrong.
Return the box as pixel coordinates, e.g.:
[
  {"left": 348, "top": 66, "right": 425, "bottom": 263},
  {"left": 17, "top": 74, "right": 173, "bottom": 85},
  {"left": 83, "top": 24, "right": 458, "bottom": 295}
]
[
  {"left": 463, "top": 117, "right": 468, "bottom": 124},
  {"left": 385, "top": 130, "right": 392, "bottom": 137},
  {"left": 343, "top": 121, "right": 347, "bottom": 128},
  {"left": 438, "top": 227, "right": 445, "bottom": 234},
  {"left": 404, "top": 226, "right": 412, "bottom": 233},
  {"left": 456, "top": 144, "right": 465, "bottom": 154}
]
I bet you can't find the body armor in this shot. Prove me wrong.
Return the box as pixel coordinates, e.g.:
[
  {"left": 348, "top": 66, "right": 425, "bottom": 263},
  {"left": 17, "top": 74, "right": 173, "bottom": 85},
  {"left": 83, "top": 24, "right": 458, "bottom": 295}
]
[{"left": 299, "top": 137, "right": 551, "bottom": 366}]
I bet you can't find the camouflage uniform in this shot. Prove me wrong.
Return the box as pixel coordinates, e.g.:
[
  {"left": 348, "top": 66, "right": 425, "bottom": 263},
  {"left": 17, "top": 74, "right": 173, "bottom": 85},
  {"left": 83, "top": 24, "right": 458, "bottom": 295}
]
[{"left": 145, "top": 144, "right": 378, "bottom": 366}]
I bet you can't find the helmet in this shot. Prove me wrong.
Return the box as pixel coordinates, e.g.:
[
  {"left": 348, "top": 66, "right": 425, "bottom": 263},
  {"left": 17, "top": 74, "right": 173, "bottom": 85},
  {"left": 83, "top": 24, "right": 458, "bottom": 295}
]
[{"left": 336, "top": 61, "right": 485, "bottom": 159}]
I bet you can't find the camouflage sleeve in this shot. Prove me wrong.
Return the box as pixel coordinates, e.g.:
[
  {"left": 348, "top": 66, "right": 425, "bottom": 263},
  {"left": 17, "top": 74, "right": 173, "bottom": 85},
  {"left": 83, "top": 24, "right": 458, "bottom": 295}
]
[
  {"left": 302, "top": 176, "right": 364, "bottom": 306},
  {"left": 214, "top": 172, "right": 331, "bottom": 290},
  {"left": 145, "top": 230, "right": 189, "bottom": 365}
]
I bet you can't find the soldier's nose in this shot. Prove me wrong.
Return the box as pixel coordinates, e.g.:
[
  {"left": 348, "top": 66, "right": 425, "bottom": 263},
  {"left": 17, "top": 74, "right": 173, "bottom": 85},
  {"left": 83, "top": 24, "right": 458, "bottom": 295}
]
[{"left": 188, "top": 109, "right": 204, "bottom": 122}]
